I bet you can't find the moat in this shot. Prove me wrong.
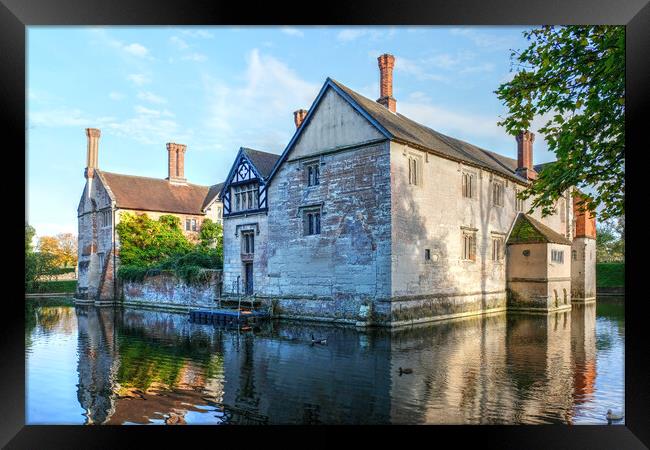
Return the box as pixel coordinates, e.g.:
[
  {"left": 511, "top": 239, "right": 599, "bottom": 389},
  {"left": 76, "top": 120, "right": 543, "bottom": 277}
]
[{"left": 25, "top": 299, "right": 624, "bottom": 425}]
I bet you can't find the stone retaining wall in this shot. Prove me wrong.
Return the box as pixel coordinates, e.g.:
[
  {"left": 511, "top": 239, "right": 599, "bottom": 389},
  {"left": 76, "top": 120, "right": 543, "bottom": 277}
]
[{"left": 122, "top": 270, "right": 222, "bottom": 311}]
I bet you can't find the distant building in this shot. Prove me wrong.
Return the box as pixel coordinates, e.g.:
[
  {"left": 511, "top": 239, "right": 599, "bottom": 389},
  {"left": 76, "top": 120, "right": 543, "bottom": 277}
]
[
  {"left": 221, "top": 53, "right": 597, "bottom": 326},
  {"left": 75, "top": 129, "right": 224, "bottom": 303}
]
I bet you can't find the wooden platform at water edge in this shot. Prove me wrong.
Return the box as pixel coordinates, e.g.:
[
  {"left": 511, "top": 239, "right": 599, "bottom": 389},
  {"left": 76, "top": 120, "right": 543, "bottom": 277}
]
[{"left": 189, "top": 308, "right": 270, "bottom": 326}]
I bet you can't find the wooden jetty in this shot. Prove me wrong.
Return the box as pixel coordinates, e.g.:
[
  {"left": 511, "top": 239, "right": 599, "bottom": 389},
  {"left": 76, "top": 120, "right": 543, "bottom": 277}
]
[{"left": 189, "top": 308, "right": 270, "bottom": 326}]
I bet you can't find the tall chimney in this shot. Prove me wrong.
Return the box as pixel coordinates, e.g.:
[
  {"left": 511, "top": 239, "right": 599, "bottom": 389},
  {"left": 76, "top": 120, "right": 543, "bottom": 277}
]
[
  {"left": 85, "top": 128, "right": 101, "bottom": 179},
  {"left": 515, "top": 131, "right": 537, "bottom": 180},
  {"left": 377, "top": 53, "right": 396, "bottom": 113},
  {"left": 293, "top": 109, "right": 308, "bottom": 129},
  {"left": 166, "top": 142, "right": 187, "bottom": 184}
]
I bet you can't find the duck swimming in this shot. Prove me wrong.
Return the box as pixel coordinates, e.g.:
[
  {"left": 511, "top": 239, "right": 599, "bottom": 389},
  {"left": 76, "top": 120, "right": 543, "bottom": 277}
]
[
  {"left": 606, "top": 409, "right": 623, "bottom": 423},
  {"left": 398, "top": 367, "right": 413, "bottom": 375},
  {"left": 311, "top": 334, "right": 327, "bottom": 345}
]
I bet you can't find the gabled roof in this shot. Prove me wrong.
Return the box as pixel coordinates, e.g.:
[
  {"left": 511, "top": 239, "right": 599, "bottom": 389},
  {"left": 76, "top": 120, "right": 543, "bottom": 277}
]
[
  {"left": 507, "top": 213, "right": 572, "bottom": 245},
  {"left": 97, "top": 170, "right": 221, "bottom": 216},
  {"left": 202, "top": 182, "right": 225, "bottom": 211},
  {"left": 268, "top": 78, "right": 549, "bottom": 184},
  {"left": 241, "top": 148, "right": 281, "bottom": 179}
]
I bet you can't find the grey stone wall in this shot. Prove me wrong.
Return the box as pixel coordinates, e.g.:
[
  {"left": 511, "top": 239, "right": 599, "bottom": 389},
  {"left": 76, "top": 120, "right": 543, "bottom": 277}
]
[
  {"left": 122, "top": 271, "right": 223, "bottom": 311},
  {"left": 264, "top": 140, "right": 393, "bottom": 324},
  {"left": 571, "top": 237, "right": 597, "bottom": 302}
]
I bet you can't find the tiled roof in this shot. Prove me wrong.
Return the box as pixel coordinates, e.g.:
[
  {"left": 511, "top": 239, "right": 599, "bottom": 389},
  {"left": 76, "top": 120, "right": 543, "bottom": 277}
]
[
  {"left": 97, "top": 170, "right": 220, "bottom": 215},
  {"left": 242, "top": 148, "right": 280, "bottom": 179},
  {"left": 202, "top": 182, "right": 224, "bottom": 210},
  {"left": 329, "top": 78, "right": 537, "bottom": 183},
  {"left": 507, "top": 213, "right": 572, "bottom": 245}
]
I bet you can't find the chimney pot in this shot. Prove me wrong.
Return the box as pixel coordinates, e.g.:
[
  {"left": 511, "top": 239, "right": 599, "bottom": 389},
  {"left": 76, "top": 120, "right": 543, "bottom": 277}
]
[
  {"left": 377, "top": 53, "right": 396, "bottom": 113},
  {"left": 85, "top": 128, "right": 101, "bottom": 179},
  {"left": 166, "top": 142, "right": 187, "bottom": 184},
  {"left": 515, "top": 130, "right": 537, "bottom": 180},
  {"left": 293, "top": 109, "right": 308, "bottom": 129}
]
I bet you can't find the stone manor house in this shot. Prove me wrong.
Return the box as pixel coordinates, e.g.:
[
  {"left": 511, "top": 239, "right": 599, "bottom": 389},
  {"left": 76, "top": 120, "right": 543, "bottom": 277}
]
[{"left": 77, "top": 53, "right": 596, "bottom": 327}]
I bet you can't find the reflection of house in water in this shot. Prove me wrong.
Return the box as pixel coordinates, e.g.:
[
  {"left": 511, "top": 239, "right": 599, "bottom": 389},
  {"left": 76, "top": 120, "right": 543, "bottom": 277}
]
[
  {"left": 389, "top": 315, "right": 510, "bottom": 424},
  {"left": 570, "top": 304, "right": 597, "bottom": 411},
  {"left": 75, "top": 307, "right": 225, "bottom": 425},
  {"left": 220, "top": 324, "right": 392, "bottom": 424},
  {"left": 505, "top": 312, "right": 574, "bottom": 423},
  {"left": 75, "top": 306, "right": 120, "bottom": 425},
  {"left": 388, "top": 311, "right": 576, "bottom": 424}
]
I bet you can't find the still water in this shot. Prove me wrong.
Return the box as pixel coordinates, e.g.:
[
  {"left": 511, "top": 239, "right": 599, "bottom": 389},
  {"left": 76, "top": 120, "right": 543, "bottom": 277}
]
[{"left": 25, "top": 300, "right": 624, "bottom": 425}]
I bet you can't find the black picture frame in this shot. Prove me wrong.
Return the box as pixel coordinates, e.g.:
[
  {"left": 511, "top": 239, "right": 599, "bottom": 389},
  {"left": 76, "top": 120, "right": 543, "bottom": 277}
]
[{"left": 3, "top": 0, "right": 648, "bottom": 447}]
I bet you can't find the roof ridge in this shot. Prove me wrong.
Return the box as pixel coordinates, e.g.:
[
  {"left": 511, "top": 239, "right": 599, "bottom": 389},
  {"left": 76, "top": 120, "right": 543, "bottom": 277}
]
[{"left": 98, "top": 170, "right": 211, "bottom": 189}]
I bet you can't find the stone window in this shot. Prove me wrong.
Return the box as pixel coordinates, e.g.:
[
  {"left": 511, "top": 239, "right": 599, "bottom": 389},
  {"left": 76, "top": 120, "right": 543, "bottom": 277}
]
[
  {"left": 515, "top": 189, "right": 525, "bottom": 212},
  {"left": 462, "top": 231, "right": 477, "bottom": 261},
  {"left": 307, "top": 163, "right": 320, "bottom": 186},
  {"left": 572, "top": 250, "right": 577, "bottom": 260},
  {"left": 232, "top": 182, "right": 259, "bottom": 212},
  {"left": 303, "top": 208, "right": 321, "bottom": 236},
  {"left": 492, "top": 181, "right": 504, "bottom": 207},
  {"left": 491, "top": 237, "right": 504, "bottom": 261},
  {"left": 551, "top": 249, "right": 564, "bottom": 263},
  {"left": 241, "top": 231, "right": 255, "bottom": 255},
  {"left": 98, "top": 252, "right": 105, "bottom": 270},
  {"left": 99, "top": 210, "right": 112, "bottom": 229},
  {"left": 217, "top": 207, "right": 222, "bottom": 218},
  {"left": 425, "top": 249, "right": 431, "bottom": 261},
  {"left": 462, "top": 171, "right": 476, "bottom": 198},
  {"left": 408, "top": 156, "right": 419, "bottom": 186}
]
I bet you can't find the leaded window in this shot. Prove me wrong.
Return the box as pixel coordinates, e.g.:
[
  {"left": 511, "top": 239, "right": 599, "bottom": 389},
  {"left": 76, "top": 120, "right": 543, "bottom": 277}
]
[
  {"left": 462, "top": 172, "right": 475, "bottom": 198},
  {"left": 304, "top": 209, "right": 321, "bottom": 236},
  {"left": 232, "top": 183, "right": 259, "bottom": 212},
  {"left": 307, "top": 164, "right": 320, "bottom": 186},
  {"left": 462, "top": 231, "right": 476, "bottom": 261}
]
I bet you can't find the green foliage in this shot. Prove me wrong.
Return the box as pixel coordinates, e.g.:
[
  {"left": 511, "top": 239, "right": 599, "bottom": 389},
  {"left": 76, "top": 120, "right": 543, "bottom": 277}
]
[
  {"left": 596, "top": 216, "right": 624, "bottom": 262},
  {"left": 496, "top": 26, "right": 624, "bottom": 221},
  {"left": 116, "top": 213, "right": 223, "bottom": 285},
  {"left": 25, "top": 252, "right": 59, "bottom": 292},
  {"left": 596, "top": 262, "right": 624, "bottom": 288},
  {"left": 116, "top": 213, "right": 192, "bottom": 267},
  {"left": 26, "top": 280, "right": 78, "bottom": 294}
]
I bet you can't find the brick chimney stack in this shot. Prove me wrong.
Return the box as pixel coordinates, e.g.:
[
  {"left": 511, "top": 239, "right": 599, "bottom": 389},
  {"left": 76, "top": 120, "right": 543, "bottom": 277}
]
[
  {"left": 515, "top": 131, "right": 537, "bottom": 180},
  {"left": 377, "top": 53, "right": 396, "bottom": 113},
  {"left": 294, "top": 109, "right": 308, "bottom": 129},
  {"left": 166, "top": 142, "right": 187, "bottom": 184},
  {"left": 573, "top": 194, "right": 597, "bottom": 239},
  {"left": 85, "top": 128, "right": 101, "bottom": 179}
]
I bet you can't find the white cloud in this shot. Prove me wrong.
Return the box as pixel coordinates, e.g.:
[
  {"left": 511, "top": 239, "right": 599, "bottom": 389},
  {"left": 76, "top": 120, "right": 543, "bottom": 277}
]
[
  {"left": 170, "top": 36, "right": 189, "bottom": 50},
  {"left": 127, "top": 73, "right": 151, "bottom": 86},
  {"left": 109, "top": 91, "right": 125, "bottom": 101},
  {"left": 180, "top": 29, "right": 215, "bottom": 39},
  {"left": 199, "top": 49, "right": 320, "bottom": 151},
  {"left": 137, "top": 91, "right": 167, "bottom": 104},
  {"left": 459, "top": 63, "right": 495, "bottom": 74},
  {"left": 449, "top": 28, "right": 516, "bottom": 50},
  {"left": 122, "top": 43, "right": 149, "bottom": 58},
  {"left": 337, "top": 28, "right": 396, "bottom": 42},
  {"left": 182, "top": 52, "right": 207, "bottom": 62},
  {"left": 395, "top": 56, "right": 448, "bottom": 82},
  {"left": 281, "top": 27, "right": 304, "bottom": 37}
]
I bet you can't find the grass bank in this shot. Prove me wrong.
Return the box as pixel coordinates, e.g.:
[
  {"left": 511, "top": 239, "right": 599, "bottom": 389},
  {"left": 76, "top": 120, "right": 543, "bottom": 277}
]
[
  {"left": 26, "top": 280, "right": 77, "bottom": 294},
  {"left": 597, "top": 262, "right": 624, "bottom": 288}
]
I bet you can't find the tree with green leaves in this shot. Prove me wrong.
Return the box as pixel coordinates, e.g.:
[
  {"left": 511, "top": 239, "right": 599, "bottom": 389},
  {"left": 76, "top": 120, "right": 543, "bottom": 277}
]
[
  {"left": 495, "top": 26, "right": 624, "bottom": 220},
  {"left": 198, "top": 218, "right": 222, "bottom": 249}
]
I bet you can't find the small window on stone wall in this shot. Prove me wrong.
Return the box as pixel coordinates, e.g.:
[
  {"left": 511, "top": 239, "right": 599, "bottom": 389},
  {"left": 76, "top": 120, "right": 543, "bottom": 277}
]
[
  {"left": 551, "top": 249, "right": 564, "bottom": 263},
  {"left": 303, "top": 208, "right": 321, "bottom": 236},
  {"left": 515, "top": 189, "right": 525, "bottom": 212},
  {"left": 408, "top": 156, "right": 419, "bottom": 186},
  {"left": 572, "top": 250, "right": 577, "bottom": 260},
  {"left": 462, "top": 171, "right": 476, "bottom": 198},
  {"left": 492, "top": 181, "right": 504, "bottom": 207},
  {"left": 491, "top": 237, "right": 504, "bottom": 261},
  {"left": 462, "top": 232, "right": 476, "bottom": 261},
  {"left": 98, "top": 252, "right": 105, "bottom": 270},
  {"left": 307, "top": 163, "right": 320, "bottom": 186},
  {"left": 425, "top": 249, "right": 431, "bottom": 261}
]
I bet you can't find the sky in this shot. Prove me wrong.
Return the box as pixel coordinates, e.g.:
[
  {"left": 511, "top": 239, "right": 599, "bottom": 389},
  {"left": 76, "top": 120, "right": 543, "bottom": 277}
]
[{"left": 27, "top": 26, "right": 557, "bottom": 239}]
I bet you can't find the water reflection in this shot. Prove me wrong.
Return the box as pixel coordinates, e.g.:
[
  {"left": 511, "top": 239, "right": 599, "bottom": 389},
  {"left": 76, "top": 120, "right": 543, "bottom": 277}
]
[{"left": 26, "top": 300, "right": 624, "bottom": 425}]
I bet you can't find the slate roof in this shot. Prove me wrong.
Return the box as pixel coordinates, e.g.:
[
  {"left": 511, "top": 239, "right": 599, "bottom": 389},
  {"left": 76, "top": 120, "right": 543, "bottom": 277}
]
[
  {"left": 97, "top": 170, "right": 221, "bottom": 215},
  {"left": 329, "top": 78, "right": 538, "bottom": 183},
  {"left": 507, "top": 213, "right": 572, "bottom": 245},
  {"left": 242, "top": 148, "right": 281, "bottom": 179}
]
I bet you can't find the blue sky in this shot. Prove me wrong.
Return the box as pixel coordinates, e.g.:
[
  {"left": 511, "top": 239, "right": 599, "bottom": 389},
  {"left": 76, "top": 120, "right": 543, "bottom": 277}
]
[{"left": 27, "top": 26, "right": 555, "bottom": 238}]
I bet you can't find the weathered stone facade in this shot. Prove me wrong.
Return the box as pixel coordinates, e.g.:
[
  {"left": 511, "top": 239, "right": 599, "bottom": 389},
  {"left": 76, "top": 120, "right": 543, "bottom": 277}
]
[
  {"left": 76, "top": 128, "right": 224, "bottom": 305},
  {"left": 122, "top": 271, "right": 222, "bottom": 311},
  {"left": 221, "top": 55, "right": 596, "bottom": 327}
]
